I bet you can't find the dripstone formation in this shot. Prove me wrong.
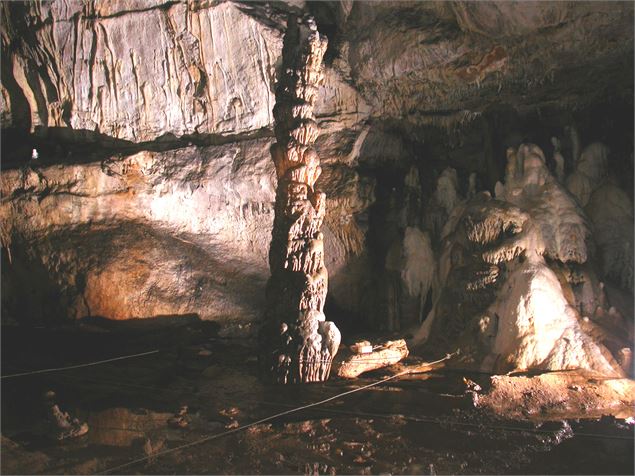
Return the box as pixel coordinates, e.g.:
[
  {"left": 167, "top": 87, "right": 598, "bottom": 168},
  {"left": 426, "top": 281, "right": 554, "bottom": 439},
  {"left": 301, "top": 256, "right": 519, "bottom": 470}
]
[{"left": 260, "top": 16, "right": 341, "bottom": 384}]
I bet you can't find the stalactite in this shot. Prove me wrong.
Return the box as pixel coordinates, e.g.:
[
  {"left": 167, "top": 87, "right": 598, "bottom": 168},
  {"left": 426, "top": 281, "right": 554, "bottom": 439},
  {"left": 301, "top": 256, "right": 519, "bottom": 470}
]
[{"left": 259, "top": 15, "right": 341, "bottom": 384}]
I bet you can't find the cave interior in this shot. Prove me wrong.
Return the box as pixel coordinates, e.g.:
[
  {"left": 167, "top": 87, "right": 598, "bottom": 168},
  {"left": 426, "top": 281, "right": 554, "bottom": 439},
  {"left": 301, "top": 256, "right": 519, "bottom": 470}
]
[{"left": 1, "top": 1, "right": 634, "bottom": 474}]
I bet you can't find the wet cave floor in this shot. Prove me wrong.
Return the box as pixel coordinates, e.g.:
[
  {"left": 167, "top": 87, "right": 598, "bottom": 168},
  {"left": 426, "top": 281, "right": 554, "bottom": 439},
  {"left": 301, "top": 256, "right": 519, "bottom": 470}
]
[{"left": 1, "top": 319, "right": 633, "bottom": 475}]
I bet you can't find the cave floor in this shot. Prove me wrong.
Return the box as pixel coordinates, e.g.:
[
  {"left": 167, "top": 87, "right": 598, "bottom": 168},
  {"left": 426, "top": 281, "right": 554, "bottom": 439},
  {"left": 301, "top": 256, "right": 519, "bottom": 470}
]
[{"left": 1, "top": 319, "right": 633, "bottom": 475}]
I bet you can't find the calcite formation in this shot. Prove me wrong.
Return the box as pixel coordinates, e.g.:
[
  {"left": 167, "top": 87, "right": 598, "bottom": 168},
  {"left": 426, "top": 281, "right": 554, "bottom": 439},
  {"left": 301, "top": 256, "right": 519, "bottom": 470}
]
[
  {"left": 567, "top": 142, "right": 634, "bottom": 291},
  {"left": 260, "top": 15, "right": 341, "bottom": 384},
  {"left": 336, "top": 339, "right": 409, "bottom": 379},
  {"left": 414, "top": 143, "right": 630, "bottom": 378}
]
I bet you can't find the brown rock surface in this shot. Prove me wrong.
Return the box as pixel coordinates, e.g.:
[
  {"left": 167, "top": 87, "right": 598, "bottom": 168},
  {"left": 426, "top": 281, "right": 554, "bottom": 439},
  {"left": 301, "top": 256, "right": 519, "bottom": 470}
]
[
  {"left": 1, "top": 140, "right": 372, "bottom": 325},
  {"left": 477, "top": 372, "right": 635, "bottom": 421}
]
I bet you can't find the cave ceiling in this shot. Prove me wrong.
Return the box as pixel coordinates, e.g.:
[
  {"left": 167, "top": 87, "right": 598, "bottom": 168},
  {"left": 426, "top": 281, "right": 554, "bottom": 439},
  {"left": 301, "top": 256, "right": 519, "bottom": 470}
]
[
  {"left": 1, "top": 0, "right": 633, "bottom": 146},
  {"left": 270, "top": 1, "right": 634, "bottom": 128}
]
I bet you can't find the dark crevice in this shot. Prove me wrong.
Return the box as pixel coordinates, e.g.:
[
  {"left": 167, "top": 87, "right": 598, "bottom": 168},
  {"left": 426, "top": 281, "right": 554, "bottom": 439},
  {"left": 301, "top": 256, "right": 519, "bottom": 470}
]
[
  {"left": 83, "top": 0, "right": 181, "bottom": 21},
  {"left": 0, "top": 126, "right": 275, "bottom": 171}
]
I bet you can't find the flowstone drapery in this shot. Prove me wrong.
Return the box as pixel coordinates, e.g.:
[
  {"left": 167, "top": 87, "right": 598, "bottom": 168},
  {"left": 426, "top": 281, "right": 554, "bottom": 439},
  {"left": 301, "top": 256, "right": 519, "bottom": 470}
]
[
  {"left": 413, "top": 144, "right": 629, "bottom": 378},
  {"left": 259, "top": 15, "right": 341, "bottom": 384}
]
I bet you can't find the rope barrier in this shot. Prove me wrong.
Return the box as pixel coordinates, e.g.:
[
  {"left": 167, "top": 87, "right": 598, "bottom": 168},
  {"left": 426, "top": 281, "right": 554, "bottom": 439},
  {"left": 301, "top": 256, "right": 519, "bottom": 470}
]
[
  {"left": 97, "top": 353, "right": 455, "bottom": 475},
  {"left": 49, "top": 371, "right": 635, "bottom": 443},
  {"left": 1, "top": 350, "right": 160, "bottom": 379}
]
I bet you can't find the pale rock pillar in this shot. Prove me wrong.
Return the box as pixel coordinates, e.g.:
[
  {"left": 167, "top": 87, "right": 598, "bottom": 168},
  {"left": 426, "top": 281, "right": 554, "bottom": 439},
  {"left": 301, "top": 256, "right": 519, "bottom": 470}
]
[{"left": 260, "top": 15, "right": 341, "bottom": 384}]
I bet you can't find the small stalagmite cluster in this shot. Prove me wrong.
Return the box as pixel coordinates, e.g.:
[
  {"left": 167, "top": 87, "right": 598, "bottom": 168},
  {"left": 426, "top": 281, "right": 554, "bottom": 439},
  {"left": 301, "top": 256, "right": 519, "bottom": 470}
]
[{"left": 260, "top": 15, "right": 341, "bottom": 384}]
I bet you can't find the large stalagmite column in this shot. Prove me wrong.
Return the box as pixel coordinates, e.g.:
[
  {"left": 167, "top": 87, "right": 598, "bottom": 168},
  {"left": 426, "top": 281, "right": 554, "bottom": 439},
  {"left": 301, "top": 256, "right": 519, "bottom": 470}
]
[{"left": 260, "top": 15, "right": 341, "bottom": 384}]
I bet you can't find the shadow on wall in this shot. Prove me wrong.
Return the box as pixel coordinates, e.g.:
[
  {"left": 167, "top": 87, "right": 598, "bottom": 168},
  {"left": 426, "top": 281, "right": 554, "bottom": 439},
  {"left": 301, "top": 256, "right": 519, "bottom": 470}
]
[
  {"left": 1, "top": 240, "right": 70, "bottom": 326},
  {"left": 1, "top": 221, "right": 268, "bottom": 330},
  {"left": 0, "top": 125, "right": 274, "bottom": 170}
]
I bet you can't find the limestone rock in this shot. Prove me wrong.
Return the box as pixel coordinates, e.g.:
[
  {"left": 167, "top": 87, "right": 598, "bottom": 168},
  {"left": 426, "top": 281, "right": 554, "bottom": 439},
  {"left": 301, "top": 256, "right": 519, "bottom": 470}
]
[
  {"left": 585, "top": 178, "right": 634, "bottom": 291},
  {"left": 566, "top": 143, "right": 634, "bottom": 291},
  {"left": 336, "top": 339, "right": 408, "bottom": 379},
  {"left": 0, "top": 1, "right": 369, "bottom": 144},
  {"left": 482, "top": 253, "right": 621, "bottom": 376},
  {"left": 1, "top": 140, "right": 277, "bottom": 251},
  {"left": 1, "top": 1, "right": 282, "bottom": 140},
  {"left": 261, "top": 14, "right": 341, "bottom": 384},
  {"left": 342, "top": 2, "right": 633, "bottom": 124},
  {"left": 1, "top": 139, "right": 371, "bottom": 325},
  {"left": 414, "top": 144, "right": 628, "bottom": 378}
]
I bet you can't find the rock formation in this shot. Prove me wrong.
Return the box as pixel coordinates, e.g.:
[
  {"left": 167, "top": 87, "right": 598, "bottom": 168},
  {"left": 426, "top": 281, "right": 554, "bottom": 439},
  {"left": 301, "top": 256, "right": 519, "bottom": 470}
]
[
  {"left": 424, "top": 167, "right": 462, "bottom": 245},
  {"left": 551, "top": 136, "right": 565, "bottom": 183},
  {"left": 0, "top": 2, "right": 631, "bottom": 384},
  {"left": 260, "top": 15, "right": 340, "bottom": 384},
  {"left": 0, "top": 140, "right": 369, "bottom": 329},
  {"left": 566, "top": 142, "right": 634, "bottom": 291},
  {"left": 0, "top": 1, "right": 283, "bottom": 141},
  {"left": 414, "top": 143, "right": 630, "bottom": 378}
]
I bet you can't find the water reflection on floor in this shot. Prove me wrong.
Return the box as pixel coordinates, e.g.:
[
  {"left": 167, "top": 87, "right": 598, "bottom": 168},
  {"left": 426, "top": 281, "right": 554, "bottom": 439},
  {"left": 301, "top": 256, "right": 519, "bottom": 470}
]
[{"left": 1, "top": 322, "right": 633, "bottom": 475}]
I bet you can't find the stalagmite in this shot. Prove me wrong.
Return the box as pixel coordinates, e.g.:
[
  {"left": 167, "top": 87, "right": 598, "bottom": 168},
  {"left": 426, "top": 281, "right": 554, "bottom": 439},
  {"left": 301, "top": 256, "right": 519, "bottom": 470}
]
[
  {"left": 414, "top": 144, "right": 627, "bottom": 378},
  {"left": 565, "top": 124, "right": 581, "bottom": 166},
  {"left": 259, "top": 15, "right": 341, "bottom": 384},
  {"left": 551, "top": 136, "right": 565, "bottom": 183},
  {"left": 424, "top": 167, "right": 462, "bottom": 243},
  {"left": 566, "top": 142, "right": 609, "bottom": 207},
  {"left": 467, "top": 172, "right": 478, "bottom": 198},
  {"left": 564, "top": 142, "right": 634, "bottom": 290}
]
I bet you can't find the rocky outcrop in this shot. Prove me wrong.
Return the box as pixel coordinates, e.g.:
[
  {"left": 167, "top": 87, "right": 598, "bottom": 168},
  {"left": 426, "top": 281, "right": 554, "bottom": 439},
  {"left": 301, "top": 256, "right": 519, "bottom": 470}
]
[
  {"left": 0, "top": 0, "right": 369, "bottom": 145},
  {"left": 0, "top": 139, "right": 371, "bottom": 327},
  {"left": 338, "top": 2, "right": 633, "bottom": 126},
  {"left": 0, "top": 1, "right": 285, "bottom": 140},
  {"left": 0, "top": 140, "right": 276, "bottom": 325}
]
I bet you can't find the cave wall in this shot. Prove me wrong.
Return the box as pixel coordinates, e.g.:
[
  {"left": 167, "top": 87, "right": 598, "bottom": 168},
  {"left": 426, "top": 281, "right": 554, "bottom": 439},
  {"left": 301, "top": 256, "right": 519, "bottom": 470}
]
[{"left": 1, "top": 1, "right": 633, "bottom": 338}]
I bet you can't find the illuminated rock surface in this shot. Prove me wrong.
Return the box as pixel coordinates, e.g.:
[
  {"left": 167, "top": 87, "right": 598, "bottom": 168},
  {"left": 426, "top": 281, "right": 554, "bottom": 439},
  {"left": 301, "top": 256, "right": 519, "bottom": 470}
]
[
  {"left": 258, "top": 15, "right": 342, "bottom": 383},
  {"left": 415, "top": 144, "right": 630, "bottom": 377},
  {"left": 0, "top": 141, "right": 370, "bottom": 326}
]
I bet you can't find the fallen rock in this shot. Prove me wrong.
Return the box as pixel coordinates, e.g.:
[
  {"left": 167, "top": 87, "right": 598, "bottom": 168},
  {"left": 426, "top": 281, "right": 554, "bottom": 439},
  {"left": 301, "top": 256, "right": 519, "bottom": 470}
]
[
  {"left": 336, "top": 339, "right": 409, "bottom": 379},
  {"left": 48, "top": 403, "right": 89, "bottom": 441},
  {"left": 476, "top": 371, "right": 635, "bottom": 420}
]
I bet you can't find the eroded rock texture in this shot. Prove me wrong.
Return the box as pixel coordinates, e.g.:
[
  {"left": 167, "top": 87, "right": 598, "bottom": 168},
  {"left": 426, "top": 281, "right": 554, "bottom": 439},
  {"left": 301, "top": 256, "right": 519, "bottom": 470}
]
[
  {"left": 1, "top": 142, "right": 277, "bottom": 325},
  {"left": 337, "top": 1, "right": 633, "bottom": 125},
  {"left": 260, "top": 15, "right": 340, "bottom": 384},
  {"left": 0, "top": 1, "right": 282, "bottom": 140},
  {"left": 0, "top": 139, "right": 370, "bottom": 328},
  {"left": 415, "top": 144, "right": 630, "bottom": 378}
]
